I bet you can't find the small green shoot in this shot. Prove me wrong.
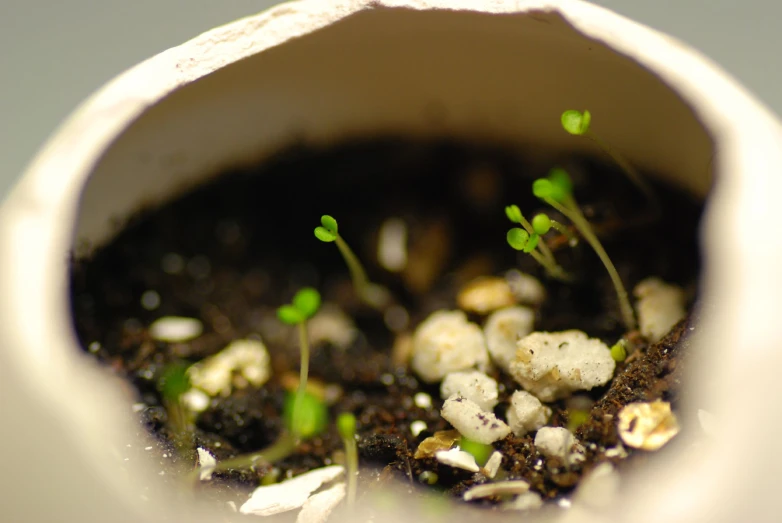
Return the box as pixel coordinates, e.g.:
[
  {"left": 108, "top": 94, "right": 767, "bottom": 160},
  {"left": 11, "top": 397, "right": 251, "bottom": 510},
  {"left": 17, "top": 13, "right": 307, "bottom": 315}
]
[
  {"left": 567, "top": 409, "right": 590, "bottom": 433},
  {"left": 337, "top": 412, "right": 359, "bottom": 507},
  {"left": 157, "top": 362, "right": 194, "bottom": 454},
  {"left": 561, "top": 109, "right": 658, "bottom": 211},
  {"left": 284, "top": 390, "right": 328, "bottom": 439},
  {"left": 459, "top": 437, "right": 493, "bottom": 467},
  {"left": 533, "top": 168, "right": 637, "bottom": 331},
  {"left": 610, "top": 339, "right": 628, "bottom": 362},
  {"left": 505, "top": 205, "right": 570, "bottom": 281},
  {"left": 277, "top": 287, "right": 321, "bottom": 439},
  {"left": 315, "top": 215, "right": 388, "bottom": 309}
]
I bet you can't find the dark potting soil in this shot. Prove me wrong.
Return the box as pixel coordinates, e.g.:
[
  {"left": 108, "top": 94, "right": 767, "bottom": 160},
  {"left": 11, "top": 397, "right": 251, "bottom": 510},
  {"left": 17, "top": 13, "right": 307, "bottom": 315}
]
[{"left": 70, "top": 137, "right": 702, "bottom": 512}]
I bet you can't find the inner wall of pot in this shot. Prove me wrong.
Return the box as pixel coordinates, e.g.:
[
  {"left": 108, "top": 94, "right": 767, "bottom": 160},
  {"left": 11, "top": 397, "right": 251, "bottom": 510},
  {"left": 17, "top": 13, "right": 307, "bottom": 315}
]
[{"left": 74, "top": 7, "right": 713, "bottom": 254}]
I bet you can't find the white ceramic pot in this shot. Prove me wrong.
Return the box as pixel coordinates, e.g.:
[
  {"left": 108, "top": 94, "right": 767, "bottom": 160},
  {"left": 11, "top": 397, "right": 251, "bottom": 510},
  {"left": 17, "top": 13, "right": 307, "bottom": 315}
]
[{"left": 2, "top": 1, "right": 781, "bottom": 522}]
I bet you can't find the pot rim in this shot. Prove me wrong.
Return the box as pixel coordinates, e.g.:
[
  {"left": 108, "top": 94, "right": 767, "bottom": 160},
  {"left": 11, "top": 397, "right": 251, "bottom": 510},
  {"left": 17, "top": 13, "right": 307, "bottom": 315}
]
[{"left": 2, "top": 1, "right": 781, "bottom": 522}]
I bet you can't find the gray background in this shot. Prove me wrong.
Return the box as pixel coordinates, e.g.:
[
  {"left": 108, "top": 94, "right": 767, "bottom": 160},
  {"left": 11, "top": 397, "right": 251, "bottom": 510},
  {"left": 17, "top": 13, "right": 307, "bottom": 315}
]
[{"left": 1, "top": 1, "right": 780, "bottom": 201}]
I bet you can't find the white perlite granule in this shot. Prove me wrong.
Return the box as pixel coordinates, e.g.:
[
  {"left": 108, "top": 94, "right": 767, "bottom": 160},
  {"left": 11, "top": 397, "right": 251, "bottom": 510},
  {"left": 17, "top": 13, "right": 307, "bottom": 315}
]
[
  {"left": 440, "top": 370, "right": 499, "bottom": 411},
  {"left": 634, "top": 277, "right": 687, "bottom": 343},
  {"left": 441, "top": 395, "right": 510, "bottom": 444},
  {"left": 240, "top": 465, "right": 344, "bottom": 516},
  {"left": 506, "top": 390, "right": 551, "bottom": 436},
  {"left": 187, "top": 338, "right": 271, "bottom": 397},
  {"left": 149, "top": 316, "right": 203, "bottom": 342},
  {"left": 411, "top": 310, "right": 489, "bottom": 383},
  {"left": 484, "top": 306, "right": 535, "bottom": 372},
  {"left": 534, "top": 427, "right": 585, "bottom": 466},
  {"left": 509, "top": 330, "right": 615, "bottom": 401}
]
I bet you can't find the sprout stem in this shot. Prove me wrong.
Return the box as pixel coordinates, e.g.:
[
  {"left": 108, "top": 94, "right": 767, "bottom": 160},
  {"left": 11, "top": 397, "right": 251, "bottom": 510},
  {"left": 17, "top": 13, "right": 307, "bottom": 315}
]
[
  {"left": 334, "top": 235, "right": 372, "bottom": 305},
  {"left": 344, "top": 435, "right": 358, "bottom": 507},
  {"left": 189, "top": 435, "right": 297, "bottom": 485},
  {"left": 586, "top": 131, "right": 660, "bottom": 215},
  {"left": 294, "top": 322, "right": 311, "bottom": 439},
  {"left": 543, "top": 195, "right": 637, "bottom": 331}
]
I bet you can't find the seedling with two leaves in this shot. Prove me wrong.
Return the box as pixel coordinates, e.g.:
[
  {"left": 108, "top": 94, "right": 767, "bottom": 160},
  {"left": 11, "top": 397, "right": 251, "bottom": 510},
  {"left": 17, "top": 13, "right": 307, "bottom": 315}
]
[
  {"left": 277, "top": 287, "right": 326, "bottom": 439},
  {"left": 315, "top": 215, "right": 390, "bottom": 310},
  {"left": 532, "top": 167, "right": 637, "bottom": 331},
  {"left": 505, "top": 204, "right": 572, "bottom": 282}
]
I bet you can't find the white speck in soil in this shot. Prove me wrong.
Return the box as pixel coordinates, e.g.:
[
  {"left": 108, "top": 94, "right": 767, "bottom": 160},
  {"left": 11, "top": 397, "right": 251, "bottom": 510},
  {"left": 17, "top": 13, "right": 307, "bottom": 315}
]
[
  {"left": 141, "top": 290, "right": 161, "bottom": 310},
  {"left": 161, "top": 253, "right": 184, "bottom": 274},
  {"left": 414, "top": 392, "right": 433, "bottom": 409},
  {"left": 131, "top": 403, "right": 146, "bottom": 412},
  {"left": 88, "top": 341, "right": 101, "bottom": 353},
  {"left": 410, "top": 420, "right": 428, "bottom": 436},
  {"left": 380, "top": 373, "right": 395, "bottom": 386},
  {"left": 145, "top": 446, "right": 153, "bottom": 451}
]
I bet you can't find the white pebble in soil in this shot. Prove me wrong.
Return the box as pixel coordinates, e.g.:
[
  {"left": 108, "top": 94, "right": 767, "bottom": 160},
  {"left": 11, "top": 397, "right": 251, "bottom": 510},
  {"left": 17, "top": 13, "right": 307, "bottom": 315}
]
[
  {"left": 240, "top": 465, "right": 344, "bottom": 516},
  {"left": 307, "top": 304, "right": 357, "bottom": 351},
  {"left": 149, "top": 316, "right": 203, "bottom": 343},
  {"left": 441, "top": 395, "right": 510, "bottom": 444},
  {"left": 505, "top": 270, "right": 547, "bottom": 306},
  {"left": 187, "top": 338, "right": 271, "bottom": 397},
  {"left": 410, "top": 420, "right": 428, "bottom": 437},
  {"left": 440, "top": 370, "right": 499, "bottom": 411},
  {"left": 411, "top": 310, "right": 489, "bottom": 383},
  {"left": 434, "top": 448, "right": 480, "bottom": 473},
  {"left": 413, "top": 392, "right": 432, "bottom": 409},
  {"left": 506, "top": 390, "right": 551, "bottom": 437},
  {"left": 634, "top": 277, "right": 687, "bottom": 343},
  {"left": 484, "top": 306, "right": 535, "bottom": 372},
  {"left": 509, "top": 330, "right": 615, "bottom": 402},
  {"left": 534, "top": 427, "right": 585, "bottom": 466}
]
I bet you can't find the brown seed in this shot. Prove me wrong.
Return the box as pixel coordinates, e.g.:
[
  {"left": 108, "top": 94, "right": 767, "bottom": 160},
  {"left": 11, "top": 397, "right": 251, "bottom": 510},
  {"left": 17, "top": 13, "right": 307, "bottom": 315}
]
[{"left": 414, "top": 430, "right": 461, "bottom": 459}]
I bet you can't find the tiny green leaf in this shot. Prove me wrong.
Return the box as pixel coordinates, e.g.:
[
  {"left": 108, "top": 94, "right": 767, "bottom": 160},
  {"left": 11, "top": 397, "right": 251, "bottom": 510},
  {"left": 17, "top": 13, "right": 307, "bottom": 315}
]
[
  {"left": 507, "top": 228, "right": 530, "bottom": 251},
  {"left": 285, "top": 390, "right": 328, "bottom": 438},
  {"left": 459, "top": 437, "right": 493, "bottom": 466},
  {"left": 561, "top": 109, "right": 591, "bottom": 136},
  {"left": 610, "top": 340, "right": 627, "bottom": 362},
  {"left": 505, "top": 204, "right": 523, "bottom": 224},
  {"left": 533, "top": 169, "right": 573, "bottom": 203},
  {"left": 548, "top": 168, "right": 573, "bottom": 196},
  {"left": 523, "top": 233, "right": 540, "bottom": 254},
  {"left": 567, "top": 409, "right": 590, "bottom": 432},
  {"left": 321, "top": 215, "right": 338, "bottom": 234},
  {"left": 293, "top": 287, "right": 321, "bottom": 319},
  {"left": 314, "top": 226, "right": 337, "bottom": 242},
  {"left": 277, "top": 305, "right": 305, "bottom": 325},
  {"left": 157, "top": 362, "right": 191, "bottom": 401},
  {"left": 532, "top": 214, "right": 552, "bottom": 235},
  {"left": 337, "top": 412, "right": 357, "bottom": 441}
]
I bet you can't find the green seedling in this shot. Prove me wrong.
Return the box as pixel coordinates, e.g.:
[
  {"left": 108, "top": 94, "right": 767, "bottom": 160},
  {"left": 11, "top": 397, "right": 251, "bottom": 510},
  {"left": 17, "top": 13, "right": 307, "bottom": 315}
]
[
  {"left": 277, "top": 287, "right": 322, "bottom": 439},
  {"left": 567, "top": 409, "right": 590, "bottom": 433},
  {"left": 337, "top": 412, "right": 359, "bottom": 507},
  {"left": 505, "top": 205, "right": 571, "bottom": 281},
  {"left": 459, "top": 437, "right": 493, "bottom": 467},
  {"left": 284, "top": 390, "right": 328, "bottom": 439},
  {"left": 157, "top": 362, "right": 195, "bottom": 454},
  {"left": 191, "top": 389, "right": 327, "bottom": 484},
  {"left": 610, "top": 338, "right": 628, "bottom": 362},
  {"left": 315, "top": 215, "right": 389, "bottom": 309},
  {"left": 561, "top": 109, "right": 658, "bottom": 211},
  {"left": 533, "top": 168, "right": 637, "bottom": 331}
]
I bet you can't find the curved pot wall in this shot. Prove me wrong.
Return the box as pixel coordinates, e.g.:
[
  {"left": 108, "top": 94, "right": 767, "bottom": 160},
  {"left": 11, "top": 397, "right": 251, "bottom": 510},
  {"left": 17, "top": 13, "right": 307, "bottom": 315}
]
[{"left": 1, "top": 1, "right": 781, "bottom": 522}]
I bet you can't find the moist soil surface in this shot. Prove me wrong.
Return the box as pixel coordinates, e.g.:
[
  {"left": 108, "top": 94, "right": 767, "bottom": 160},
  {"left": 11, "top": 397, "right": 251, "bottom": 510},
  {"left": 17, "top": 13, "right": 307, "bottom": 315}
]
[{"left": 70, "top": 137, "right": 702, "bottom": 513}]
